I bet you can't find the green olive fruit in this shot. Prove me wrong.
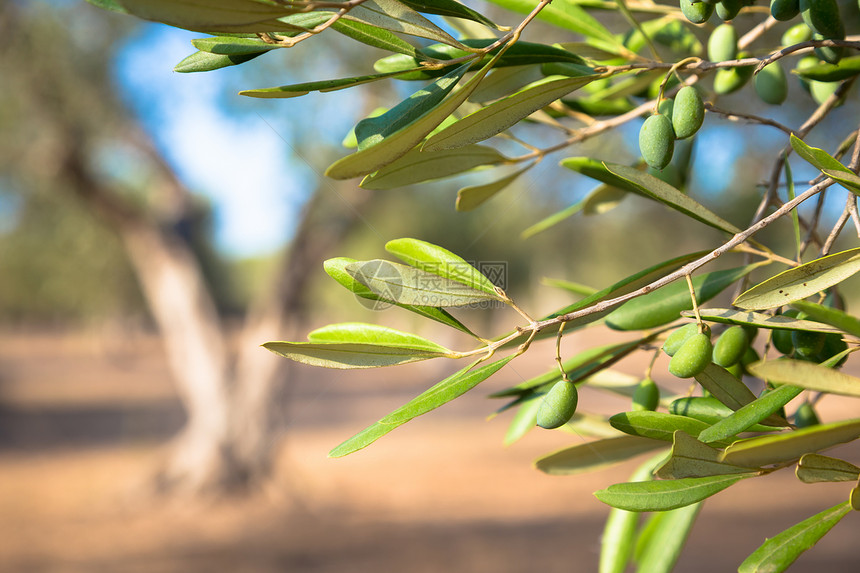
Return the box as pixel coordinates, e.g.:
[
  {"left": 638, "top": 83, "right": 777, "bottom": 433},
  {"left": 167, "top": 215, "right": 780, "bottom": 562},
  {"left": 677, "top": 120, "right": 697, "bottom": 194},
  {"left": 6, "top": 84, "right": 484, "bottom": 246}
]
[
  {"left": 708, "top": 23, "right": 739, "bottom": 62},
  {"left": 781, "top": 23, "right": 813, "bottom": 46},
  {"left": 669, "top": 333, "right": 713, "bottom": 378},
  {"left": 800, "top": 0, "right": 845, "bottom": 39},
  {"left": 680, "top": 0, "right": 715, "bottom": 24},
  {"left": 712, "top": 326, "right": 750, "bottom": 368},
  {"left": 771, "top": 329, "right": 795, "bottom": 355},
  {"left": 754, "top": 62, "right": 789, "bottom": 104},
  {"left": 716, "top": 0, "right": 744, "bottom": 20},
  {"left": 771, "top": 0, "right": 800, "bottom": 20},
  {"left": 792, "top": 330, "right": 827, "bottom": 359},
  {"left": 657, "top": 98, "right": 674, "bottom": 119},
  {"left": 795, "top": 56, "right": 820, "bottom": 92},
  {"left": 639, "top": 114, "right": 675, "bottom": 170},
  {"left": 672, "top": 86, "right": 705, "bottom": 139},
  {"left": 632, "top": 378, "right": 661, "bottom": 411},
  {"left": 809, "top": 78, "right": 844, "bottom": 105},
  {"left": 813, "top": 34, "right": 844, "bottom": 65},
  {"left": 817, "top": 333, "right": 848, "bottom": 367},
  {"left": 537, "top": 380, "right": 579, "bottom": 429},
  {"left": 663, "top": 322, "right": 708, "bottom": 356},
  {"left": 713, "top": 55, "right": 754, "bottom": 94},
  {"left": 794, "top": 402, "right": 820, "bottom": 427}
]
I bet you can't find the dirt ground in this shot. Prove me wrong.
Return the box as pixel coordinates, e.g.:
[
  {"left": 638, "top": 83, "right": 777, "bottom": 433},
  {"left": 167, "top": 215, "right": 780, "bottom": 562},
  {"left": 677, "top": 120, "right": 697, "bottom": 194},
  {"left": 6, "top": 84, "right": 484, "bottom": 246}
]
[{"left": 0, "top": 329, "right": 858, "bottom": 573}]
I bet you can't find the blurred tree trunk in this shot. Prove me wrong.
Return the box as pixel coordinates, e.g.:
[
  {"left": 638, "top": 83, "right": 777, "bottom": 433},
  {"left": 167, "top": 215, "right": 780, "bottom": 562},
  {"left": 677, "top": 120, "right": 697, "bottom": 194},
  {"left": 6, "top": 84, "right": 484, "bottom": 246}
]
[{"left": 2, "top": 4, "right": 367, "bottom": 495}]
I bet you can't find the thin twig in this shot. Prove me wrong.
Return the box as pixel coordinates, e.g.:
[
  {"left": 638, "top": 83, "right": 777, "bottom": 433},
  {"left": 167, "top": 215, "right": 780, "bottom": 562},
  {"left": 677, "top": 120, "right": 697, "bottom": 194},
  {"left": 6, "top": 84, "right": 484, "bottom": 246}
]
[{"left": 704, "top": 103, "right": 794, "bottom": 135}]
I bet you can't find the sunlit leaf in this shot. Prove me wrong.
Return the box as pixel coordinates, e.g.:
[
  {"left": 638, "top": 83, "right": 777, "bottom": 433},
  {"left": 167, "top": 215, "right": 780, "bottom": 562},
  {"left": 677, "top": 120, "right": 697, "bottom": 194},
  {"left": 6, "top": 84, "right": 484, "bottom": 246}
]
[
  {"left": 323, "top": 257, "right": 477, "bottom": 335},
  {"left": 670, "top": 397, "right": 783, "bottom": 432},
  {"left": 174, "top": 49, "right": 267, "bottom": 72},
  {"left": 748, "top": 359, "right": 860, "bottom": 398},
  {"left": 191, "top": 36, "right": 280, "bottom": 55},
  {"left": 789, "top": 134, "right": 853, "bottom": 174},
  {"left": 796, "top": 454, "right": 860, "bottom": 483},
  {"left": 604, "top": 266, "right": 757, "bottom": 331},
  {"left": 456, "top": 163, "right": 533, "bottom": 211},
  {"left": 721, "top": 418, "right": 860, "bottom": 468},
  {"left": 822, "top": 168, "right": 860, "bottom": 196},
  {"left": 656, "top": 431, "right": 756, "bottom": 479},
  {"left": 734, "top": 247, "right": 860, "bottom": 310},
  {"left": 356, "top": 63, "right": 472, "bottom": 151},
  {"left": 683, "top": 308, "right": 846, "bottom": 335},
  {"left": 693, "top": 364, "right": 758, "bottom": 411},
  {"left": 424, "top": 75, "right": 596, "bottom": 151},
  {"left": 385, "top": 238, "right": 502, "bottom": 297},
  {"left": 360, "top": 145, "right": 510, "bottom": 190},
  {"left": 346, "top": 259, "right": 501, "bottom": 307},
  {"left": 329, "top": 355, "right": 515, "bottom": 457},
  {"left": 263, "top": 322, "right": 455, "bottom": 369},
  {"left": 738, "top": 502, "right": 851, "bottom": 573},
  {"left": 535, "top": 435, "right": 667, "bottom": 476},
  {"left": 792, "top": 55, "right": 860, "bottom": 82},
  {"left": 331, "top": 18, "right": 423, "bottom": 57},
  {"left": 485, "top": 0, "right": 619, "bottom": 46},
  {"left": 697, "top": 385, "right": 803, "bottom": 444},
  {"left": 609, "top": 411, "right": 732, "bottom": 448},
  {"left": 602, "top": 163, "right": 742, "bottom": 234},
  {"left": 594, "top": 473, "right": 751, "bottom": 511}
]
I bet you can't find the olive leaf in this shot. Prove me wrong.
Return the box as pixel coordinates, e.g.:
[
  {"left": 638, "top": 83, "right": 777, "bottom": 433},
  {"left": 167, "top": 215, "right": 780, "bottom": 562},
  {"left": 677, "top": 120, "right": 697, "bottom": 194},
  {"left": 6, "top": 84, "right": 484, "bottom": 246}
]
[
  {"left": 455, "top": 163, "right": 534, "bottom": 211},
  {"left": 360, "top": 145, "right": 510, "bottom": 190},
  {"left": 633, "top": 502, "right": 703, "bottom": 573},
  {"left": 796, "top": 454, "right": 860, "bottom": 483},
  {"left": 682, "top": 308, "right": 846, "bottom": 335},
  {"left": 748, "top": 359, "right": 860, "bottom": 398},
  {"left": 594, "top": 473, "right": 753, "bottom": 512},
  {"left": 116, "top": 0, "right": 299, "bottom": 32},
  {"left": 534, "top": 435, "right": 667, "bottom": 476},
  {"left": 733, "top": 247, "right": 860, "bottom": 310}
]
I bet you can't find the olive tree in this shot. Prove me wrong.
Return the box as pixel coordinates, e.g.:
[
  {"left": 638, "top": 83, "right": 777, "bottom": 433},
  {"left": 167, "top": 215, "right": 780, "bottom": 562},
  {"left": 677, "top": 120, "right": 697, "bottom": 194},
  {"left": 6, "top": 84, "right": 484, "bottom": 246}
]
[{"left": 91, "top": 0, "right": 860, "bottom": 570}]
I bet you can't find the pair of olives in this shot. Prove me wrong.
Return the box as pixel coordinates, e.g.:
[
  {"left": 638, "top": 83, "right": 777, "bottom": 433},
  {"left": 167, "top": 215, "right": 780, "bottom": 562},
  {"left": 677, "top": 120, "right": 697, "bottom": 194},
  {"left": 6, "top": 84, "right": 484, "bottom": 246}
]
[
  {"left": 679, "top": 0, "right": 754, "bottom": 24},
  {"left": 662, "top": 322, "right": 758, "bottom": 379},
  {"left": 639, "top": 86, "right": 704, "bottom": 170}
]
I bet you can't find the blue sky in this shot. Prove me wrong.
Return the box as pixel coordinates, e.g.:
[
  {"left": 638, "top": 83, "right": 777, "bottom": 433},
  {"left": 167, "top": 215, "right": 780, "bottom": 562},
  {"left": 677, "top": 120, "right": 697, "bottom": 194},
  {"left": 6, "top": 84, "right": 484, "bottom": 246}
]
[{"left": 114, "top": 24, "right": 321, "bottom": 258}]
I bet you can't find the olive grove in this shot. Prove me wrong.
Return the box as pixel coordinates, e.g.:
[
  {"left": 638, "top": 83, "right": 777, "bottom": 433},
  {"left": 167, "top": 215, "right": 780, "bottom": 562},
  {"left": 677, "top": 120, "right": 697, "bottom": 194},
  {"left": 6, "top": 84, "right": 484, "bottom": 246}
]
[{"left": 89, "top": 0, "right": 860, "bottom": 571}]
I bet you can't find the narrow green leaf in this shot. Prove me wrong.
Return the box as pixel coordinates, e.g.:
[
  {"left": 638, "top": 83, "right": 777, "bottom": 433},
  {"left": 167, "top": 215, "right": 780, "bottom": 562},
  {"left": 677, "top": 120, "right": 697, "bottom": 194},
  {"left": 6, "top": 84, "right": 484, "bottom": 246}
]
[
  {"left": 738, "top": 502, "right": 851, "bottom": 573},
  {"left": 602, "top": 163, "right": 742, "bottom": 234},
  {"left": 697, "top": 385, "right": 803, "bottom": 444},
  {"left": 796, "top": 454, "right": 860, "bottom": 483},
  {"left": 264, "top": 322, "right": 455, "bottom": 369},
  {"left": 605, "top": 266, "right": 757, "bottom": 331},
  {"left": 346, "top": 0, "right": 469, "bottom": 48},
  {"left": 535, "top": 436, "right": 667, "bottom": 476},
  {"left": 822, "top": 168, "right": 860, "bottom": 196},
  {"left": 790, "top": 134, "right": 853, "bottom": 174},
  {"left": 734, "top": 247, "right": 860, "bottom": 311},
  {"left": 693, "top": 363, "right": 758, "bottom": 411},
  {"left": 785, "top": 161, "right": 801, "bottom": 260},
  {"left": 331, "top": 18, "right": 422, "bottom": 58},
  {"left": 485, "top": 0, "right": 619, "bottom": 46},
  {"left": 656, "top": 431, "right": 756, "bottom": 479},
  {"left": 721, "top": 418, "right": 860, "bottom": 468},
  {"left": 683, "top": 308, "right": 846, "bottom": 335},
  {"left": 790, "top": 301, "right": 860, "bottom": 338},
  {"left": 398, "top": 0, "right": 503, "bottom": 30},
  {"left": 601, "top": 453, "right": 668, "bottom": 573},
  {"left": 792, "top": 55, "right": 860, "bottom": 82},
  {"left": 174, "top": 49, "right": 267, "bottom": 72},
  {"left": 748, "top": 359, "right": 860, "bottom": 398},
  {"left": 240, "top": 69, "right": 421, "bottom": 98},
  {"left": 456, "top": 163, "right": 533, "bottom": 211},
  {"left": 609, "top": 411, "right": 732, "bottom": 448},
  {"left": 385, "top": 238, "right": 502, "bottom": 297},
  {"left": 326, "top": 51, "right": 497, "bottom": 180},
  {"left": 323, "top": 257, "right": 477, "bottom": 335},
  {"left": 670, "top": 397, "right": 780, "bottom": 432},
  {"left": 117, "top": 0, "right": 298, "bottom": 32},
  {"left": 190, "top": 36, "right": 279, "bottom": 55},
  {"left": 356, "top": 63, "right": 471, "bottom": 151},
  {"left": 521, "top": 184, "right": 627, "bottom": 239},
  {"left": 634, "top": 503, "right": 703, "bottom": 573},
  {"left": 360, "top": 145, "right": 510, "bottom": 190},
  {"left": 594, "top": 474, "right": 751, "bottom": 511},
  {"left": 424, "top": 75, "right": 596, "bottom": 151},
  {"left": 328, "top": 355, "right": 515, "bottom": 457}
]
